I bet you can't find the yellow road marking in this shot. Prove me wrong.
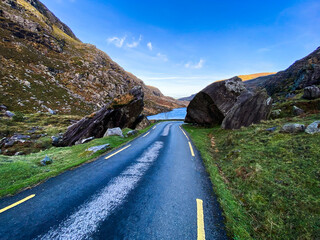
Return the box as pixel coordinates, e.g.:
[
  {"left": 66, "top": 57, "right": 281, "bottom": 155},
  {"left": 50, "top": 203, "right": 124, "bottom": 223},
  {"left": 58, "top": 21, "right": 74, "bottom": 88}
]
[
  {"left": 179, "top": 126, "right": 189, "bottom": 140},
  {"left": 197, "top": 199, "right": 206, "bottom": 240},
  {"left": 152, "top": 126, "right": 156, "bottom": 130},
  {"left": 188, "top": 141, "right": 195, "bottom": 157},
  {"left": 143, "top": 132, "right": 150, "bottom": 138},
  {"left": 0, "top": 194, "right": 35, "bottom": 214},
  {"left": 105, "top": 144, "right": 131, "bottom": 160}
]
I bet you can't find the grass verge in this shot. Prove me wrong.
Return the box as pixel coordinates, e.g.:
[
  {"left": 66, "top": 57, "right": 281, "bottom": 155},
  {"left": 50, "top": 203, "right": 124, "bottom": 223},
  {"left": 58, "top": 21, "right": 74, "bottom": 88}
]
[
  {"left": 0, "top": 124, "right": 153, "bottom": 198},
  {"left": 183, "top": 113, "right": 320, "bottom": 240}
]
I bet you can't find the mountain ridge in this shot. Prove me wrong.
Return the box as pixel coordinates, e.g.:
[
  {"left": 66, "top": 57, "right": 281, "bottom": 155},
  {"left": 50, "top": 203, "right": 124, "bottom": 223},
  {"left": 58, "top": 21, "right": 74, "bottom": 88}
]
[{"left": 0, "top": 0, "right": 186, "bottom": 115}]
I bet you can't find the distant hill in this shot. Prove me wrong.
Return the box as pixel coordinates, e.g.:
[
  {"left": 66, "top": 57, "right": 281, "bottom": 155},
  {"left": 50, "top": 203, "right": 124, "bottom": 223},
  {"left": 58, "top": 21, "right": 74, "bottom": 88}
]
[
  {"left": 178, "top": 94, "right": 196, "bottom": 102},
  {"left": 0, "top": 0, "right": 186, "bottom": 115}
]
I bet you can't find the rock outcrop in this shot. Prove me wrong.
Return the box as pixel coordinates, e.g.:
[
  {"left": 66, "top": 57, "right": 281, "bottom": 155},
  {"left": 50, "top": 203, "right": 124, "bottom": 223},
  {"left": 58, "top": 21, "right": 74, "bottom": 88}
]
[
  {"left": 185, "top": 77, "right": 247, "bottom": 126},
  {"left": 58, "top": 87, "right": 144, "bottom": 146},
  {"left": 244, "top": 47, "right": 320, "bottom": 97},
  {"left": 302, "top": 85, "right": 320, "bottom": 100},
  {"left": 221, "top": 90, "right": 273, "bottom": 129}
]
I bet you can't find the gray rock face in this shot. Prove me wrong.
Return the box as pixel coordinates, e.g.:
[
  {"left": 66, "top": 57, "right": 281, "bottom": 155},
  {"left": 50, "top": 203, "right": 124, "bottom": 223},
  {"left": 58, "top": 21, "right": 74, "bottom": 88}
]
[
  {"left": 305, "top": 121, "right": 320, "bottom": 134},
  {"left": 280, "top": 123, "right": 306, "bottom": 133},
  {"left": 40, "top": 155, "right": 53, "bottom": 166},
  {"left": 87, "top": 144, "right": 110, "bottom": 153},
  {"left": 135, "top": 115, "right": 150, "bottom": 130},
  {"left": 5, "top": 111, "right": 15, "bottom": 117},
  {"left": 104, "top": 128, "right": 123, "bottom": 138},
  {"left": 293, "top": 106, "right": 304, "bottom": 116},
  {"left": 221, "top": 91, "right": 273, "bottom": 129},
  {"left": 185, "top": 77, "right": 247, "bottom": 126},
  {"left": 58, "top": 86, "right": 144, "bottom": 146},
  {"left": 302, "top": 85, "right": 320, "bottom": 100}
]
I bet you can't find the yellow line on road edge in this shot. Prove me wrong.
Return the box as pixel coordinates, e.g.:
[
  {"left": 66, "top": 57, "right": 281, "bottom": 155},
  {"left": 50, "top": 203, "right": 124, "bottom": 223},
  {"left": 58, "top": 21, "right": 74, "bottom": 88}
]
[
  {"left": 197, "top": 199, "right": 206, "bottom": 240},
  {"left": 105, "top": 144, "right": 131, "bottom": 160},
  {"left": 179, "top": 126, "right": 189, "bottom": 140},
  {"left": 143, "top": 132, "right": 150, "bottom": 137},
  {"left": 188, "top": 141, "right": 195, "bottom": 157},
  {"left": 0, "top": 194, "right": 35, "bottom": 214},
  {"left": 152, "top": 126, "right": 156, "bottom": 130}
]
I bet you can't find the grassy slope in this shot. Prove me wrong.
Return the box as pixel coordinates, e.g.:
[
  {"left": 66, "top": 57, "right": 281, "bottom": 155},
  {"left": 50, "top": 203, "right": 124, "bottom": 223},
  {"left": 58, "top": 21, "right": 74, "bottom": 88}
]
[
  {"left": 0, "top": 124, "right": 154, "bottom": 198},
  {"left": 184, "top": 113, "right": 320, "bottom": 240}
]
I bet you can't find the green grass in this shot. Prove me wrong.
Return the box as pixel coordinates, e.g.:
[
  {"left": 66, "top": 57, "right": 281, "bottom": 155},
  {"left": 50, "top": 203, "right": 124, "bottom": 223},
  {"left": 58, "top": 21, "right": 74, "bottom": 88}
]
[
  {"left": 183, "top": 113, "right": 320, "bottom": 240},
  {"left": 0, "top": 124, "right": 154, "bottom": 198}
]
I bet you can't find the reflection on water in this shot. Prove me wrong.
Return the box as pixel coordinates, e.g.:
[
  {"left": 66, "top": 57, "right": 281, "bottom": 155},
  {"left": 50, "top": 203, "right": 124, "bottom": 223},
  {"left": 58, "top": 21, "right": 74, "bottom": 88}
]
[{"left": 147, "top": 108, "right": 187, "bottom": 120}]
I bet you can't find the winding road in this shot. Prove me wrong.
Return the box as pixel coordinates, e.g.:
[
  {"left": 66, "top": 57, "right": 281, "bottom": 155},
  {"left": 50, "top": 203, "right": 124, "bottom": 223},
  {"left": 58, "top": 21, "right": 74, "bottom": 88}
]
[{"left": 0, "top": 121, "right": 227, "bottom": 240}]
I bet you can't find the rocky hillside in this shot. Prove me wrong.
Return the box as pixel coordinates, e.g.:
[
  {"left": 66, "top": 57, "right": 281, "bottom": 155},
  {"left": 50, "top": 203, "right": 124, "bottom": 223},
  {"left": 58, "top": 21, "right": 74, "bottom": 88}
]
[
  {"left": 245, "top": 47, "right": 320, "bottom": 98},
  {"left": 0, "top": 0, "right": 186, "bottom": 116}
]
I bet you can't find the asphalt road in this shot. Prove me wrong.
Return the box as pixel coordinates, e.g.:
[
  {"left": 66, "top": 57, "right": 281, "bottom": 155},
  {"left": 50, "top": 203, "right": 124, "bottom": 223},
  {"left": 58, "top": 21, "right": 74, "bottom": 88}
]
[{"left": 0, "top": 121, "right": 227, "bottom": 240}]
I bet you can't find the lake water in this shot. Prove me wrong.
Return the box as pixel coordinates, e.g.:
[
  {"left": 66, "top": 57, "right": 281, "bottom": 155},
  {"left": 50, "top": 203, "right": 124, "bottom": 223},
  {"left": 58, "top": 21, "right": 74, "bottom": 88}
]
[{"left": 147, "top": 107, "right": 187, "bottom": 120}]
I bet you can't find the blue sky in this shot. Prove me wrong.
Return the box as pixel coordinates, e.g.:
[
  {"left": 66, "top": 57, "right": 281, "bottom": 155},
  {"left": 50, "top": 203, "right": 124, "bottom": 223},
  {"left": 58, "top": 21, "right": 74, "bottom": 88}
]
[{"left": 42, "top": 0, "right": 320, "bottom": 98}]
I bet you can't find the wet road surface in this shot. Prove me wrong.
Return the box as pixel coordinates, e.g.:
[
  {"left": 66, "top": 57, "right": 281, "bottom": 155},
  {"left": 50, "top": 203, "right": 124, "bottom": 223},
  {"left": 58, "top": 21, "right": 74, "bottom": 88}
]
[{"left": 0, "top": 121, "right": 227, "bottom": 239}]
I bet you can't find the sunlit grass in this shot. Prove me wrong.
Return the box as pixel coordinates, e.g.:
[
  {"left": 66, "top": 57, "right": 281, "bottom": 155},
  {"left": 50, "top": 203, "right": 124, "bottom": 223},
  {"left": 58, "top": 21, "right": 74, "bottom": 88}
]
[{"left": 184, "top": 113, "right": 320, "bottom": 239}]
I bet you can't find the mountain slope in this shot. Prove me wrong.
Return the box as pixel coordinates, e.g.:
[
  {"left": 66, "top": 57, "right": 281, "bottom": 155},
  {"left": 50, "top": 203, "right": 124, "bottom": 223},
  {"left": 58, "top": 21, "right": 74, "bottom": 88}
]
[
  {"left": 244, "top": 47, "right": 320, "bottom": 97},
  {"left": 0, "top": 0, "right": 186, "bottom": 115}
]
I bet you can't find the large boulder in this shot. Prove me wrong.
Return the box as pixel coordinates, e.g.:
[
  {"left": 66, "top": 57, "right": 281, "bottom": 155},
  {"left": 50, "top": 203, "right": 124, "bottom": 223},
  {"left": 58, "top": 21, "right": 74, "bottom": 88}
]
[
  {"left": 302, "top": 85, "right": 320, "bottom": 100},
  {"left": 58, "top": 86, "right": 144, "bottom": 146},
  {"left": 222, "top": 90, "right": 273, "bottom": 129},
  {"left": 185, "top": 77, "right": 247, "bottom": 126}
]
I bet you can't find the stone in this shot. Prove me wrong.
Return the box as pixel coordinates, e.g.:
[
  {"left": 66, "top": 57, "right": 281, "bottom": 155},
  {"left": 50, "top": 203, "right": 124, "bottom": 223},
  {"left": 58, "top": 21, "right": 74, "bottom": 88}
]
[
  {"left": 222, "top": 90, "right": 273, "bottom": 130},
  {"left": 127, "top": 130, "right": 139, "bottom": 137},
  {"left": 293, "top": 106, "right": 304, "bottom": 116},
  {"left": 271, "top": 109, "right": 282, "bottom": 118},
  {"left": 51, "top": 135, "right": 63, "bottom": 146},
  {"left": 185, "top": 77, "right": 247, "bottom": 126},
  {"left": 5, "top": 111, "right": 15, "bottom": 118},
  {"left": 305, "top": 121, "right": 320, "bottom": 134},
  {"left": 14, "top": 152, "right": 24, "bottom": 156},
  {"left": 266, "top": 127, "right": 277, "bottom": 132},
  {"left": 48, "top": 108, "right": 57, "bottom": 115},
  {"left": 58, "top": 86, "right": 144, "bottom": 146},
  {"left": 4, "top": 140, "right": 15, "bottom": 148},
  {"left": 104, "top": 128, "right": 123, "bottom": 137},
  {"left": 75, "top": 136, "right": 95, "bottom": 145},
  {"left": 40, "top": 155, "right": 53, "bottom": 166},
  {"left": 0, "top": 104, "right": 7, "bottom": 111},
  {"left": 133, "top": 115, "right": 150, "bottom": 130},
  {"left": 280, "top": 123, "right": 306, "bottom": 133},
  {"left": 86, "top": 144, "right": 110, "bottom": 153},
  {"left": 302, "top": 85, "right": 320, "bottom": 100}
]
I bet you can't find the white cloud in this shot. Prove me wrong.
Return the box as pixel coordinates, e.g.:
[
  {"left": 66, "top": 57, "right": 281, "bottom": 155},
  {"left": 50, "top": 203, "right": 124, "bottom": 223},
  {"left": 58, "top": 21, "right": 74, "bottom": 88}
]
[
  {"left": 147, "top": 42, "right": 153, "bottom": 51},
  {"left": 107, "top": 36, "right": 126, "bottom": 48},
  {"left": 157, "top": 53, "right": 168, "bottom": 62},
  {"left": 126, "top": 35, "right": 142, "bottom": 48},
  {"left": 257, "top": 48, "right": 270, "bottom": 53},
  {"left": 185, "top": 59, "right": 205, "bottom": 69}
]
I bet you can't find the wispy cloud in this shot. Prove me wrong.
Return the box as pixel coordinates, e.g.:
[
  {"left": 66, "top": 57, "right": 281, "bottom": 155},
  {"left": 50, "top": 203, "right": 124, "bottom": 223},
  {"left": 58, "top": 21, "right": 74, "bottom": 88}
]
[
  {"left": 257, "top": 48, "right": 270, "bottom": 53},
  {"left": 157, "top": 53, "right": 168, "bottom": 62},
  {"left": 147, "top": 42, "right": 153, "bottom": 51},
  {"left": 107, "top": 36, "right": 126, "bottom": 48},
  {"left": 126, "top": 35, "right": 142, "bottom": 48},
  {"left": 185, "top": 59, "right": 205, "bottom": 69}
]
